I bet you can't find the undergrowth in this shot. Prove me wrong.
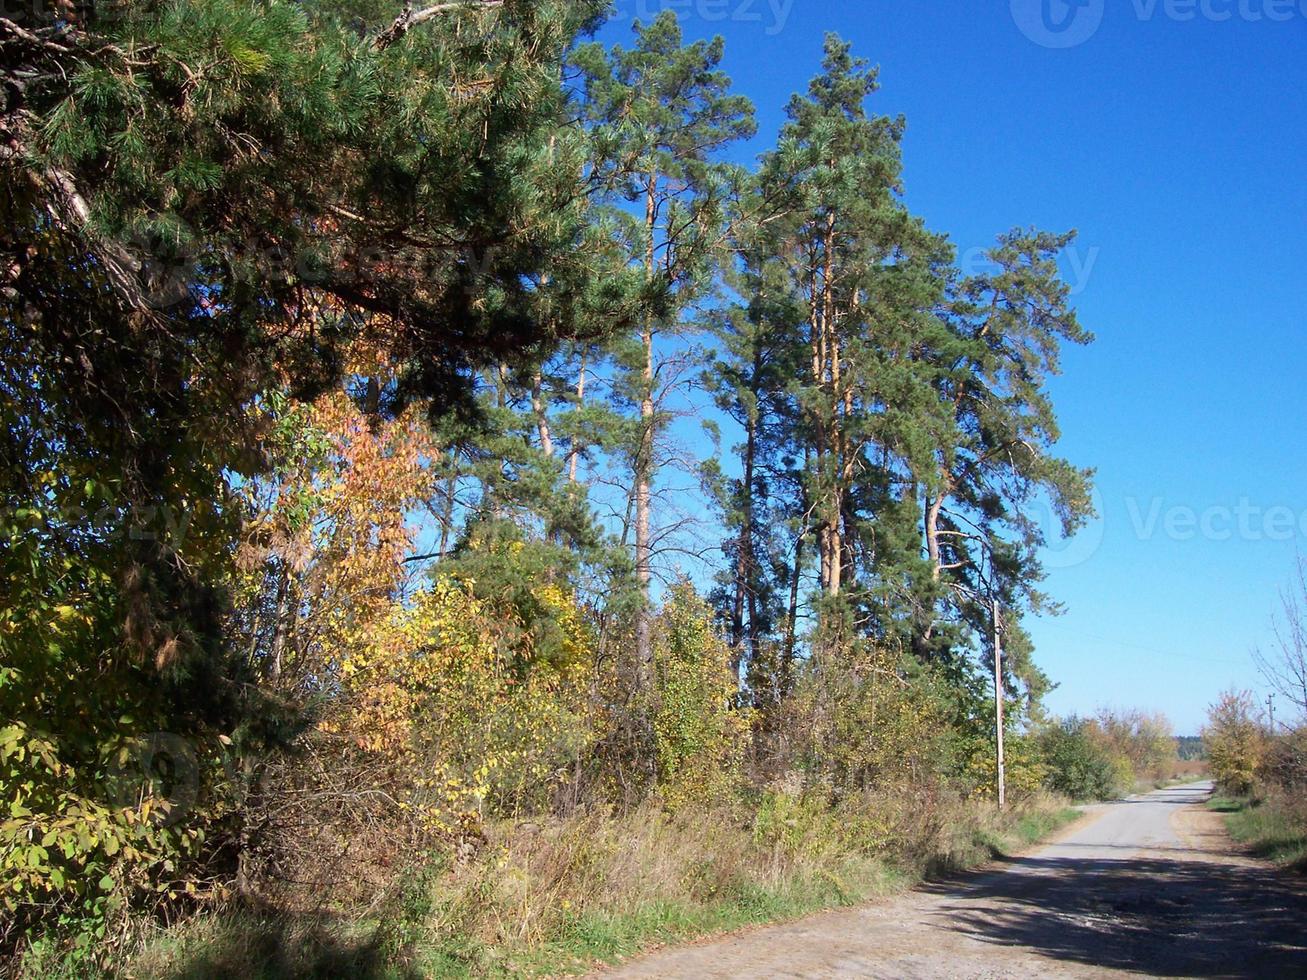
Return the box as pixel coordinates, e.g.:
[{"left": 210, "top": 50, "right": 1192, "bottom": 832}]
[{"left": 112, "top": 793, "right": 1076, "bottom": 980}]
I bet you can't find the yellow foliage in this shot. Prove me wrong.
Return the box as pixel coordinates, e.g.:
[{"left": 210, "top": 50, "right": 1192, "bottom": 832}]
[
  {"left": 651, "top": 585, "right": 751, "bottom": 810},
  {"left": 962, "top": 732, "right": 1050, "bottom": 802},
  {"left": 232, "top": 377, "right": 599, "bottom": 867},
  {"left": 232, "top": 384, "right": 437, "bottom": 694},
  {"left": 334, "top": 577, "right": 595, "bottom": 835},
  {"left": 793, "top": 648, "right": 947, "bottom": 795},
  {"left": 1204, "top": 690, "right": 1265, "bottom": 796}
]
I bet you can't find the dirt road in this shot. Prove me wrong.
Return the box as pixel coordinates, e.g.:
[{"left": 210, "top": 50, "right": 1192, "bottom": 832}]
[{"left": 602, "top": 782, "right": 1307, "bottom": 978}]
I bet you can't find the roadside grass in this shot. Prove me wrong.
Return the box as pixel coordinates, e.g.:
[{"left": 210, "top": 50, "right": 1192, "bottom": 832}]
[
  {"left": 125, "top": 833, "right": 902, "bottom": 980},
  {"left": 1208, "top": 795, "right": 1307, "bottom": 871},
  {"left": 1007, "top": 806, "right": 1082, "bottom": 849},
  {"left": 488, "top": 866, "right": 905, "bottom": 979},
  {"left": 1207, "top": 796, "right": 1243, "bottom": 814},
  {"left": 120, "top": 794, "right": 1079, "bottom": 980},
  {"left": 16, "top": 911, "right": 407, "bottom": 980},
  {"left": 946, "top": 805, "right": 1081, "bottom": 872}
]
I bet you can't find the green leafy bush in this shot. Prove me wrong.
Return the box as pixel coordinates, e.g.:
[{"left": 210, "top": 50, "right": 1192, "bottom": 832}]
[
  {"left": 1037, "top": 717, "right": 1122, "bottom": 801},
  {"left": 651, "top": 585, "right": 751, "bottom": 810}
]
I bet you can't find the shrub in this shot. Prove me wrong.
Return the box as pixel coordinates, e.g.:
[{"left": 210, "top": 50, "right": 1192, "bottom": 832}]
[
  {"left": 1259, "top": 726, "right": 1307, "bottom": 795},
  {"left": 1203, "top": 690, "right": 1265, "bottom": 796},
  {"left": 232, "top": 575, "right": 597, "bottom": 913},
  {"left": 1091, "top": 707, "right": 1175, "bottom": 786},
  {"left": 651, "top": 586, "right": 751, "bottom": 810},
  {"left": 958, "top": 730, "right": 1050, "bottom": 802},
  {"left": 790, "top": 648, "right": 950, "bottom": 796},
  {"left": 1037, "top": 716, "right": 1122, "bottom": 801}
]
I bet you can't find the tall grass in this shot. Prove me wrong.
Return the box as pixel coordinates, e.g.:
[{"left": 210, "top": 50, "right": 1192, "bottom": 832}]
[
  {"left": 118, "top": 792, "right": 1077, "bottom": 980},
  {"left": 1212, "top": 792, "right": 1307, "bottom": 872}
]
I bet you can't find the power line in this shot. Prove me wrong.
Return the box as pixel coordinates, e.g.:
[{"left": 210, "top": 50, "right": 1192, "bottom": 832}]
[{"left": 1031, "top": 619, "right": 1249, "bottom": 667}]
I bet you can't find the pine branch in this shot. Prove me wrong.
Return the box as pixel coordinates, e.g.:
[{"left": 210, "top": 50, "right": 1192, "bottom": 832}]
[
  {"left": 0, "top": 17, "right": 74, "bottom": 56},
  {"left": 40, "top": 160, "right": 157, "bottom": 312},
  {"left": 372, "top": 0, "right": 505, "bottom": 51}
]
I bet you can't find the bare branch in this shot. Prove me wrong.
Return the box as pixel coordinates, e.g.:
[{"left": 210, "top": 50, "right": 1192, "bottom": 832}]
[
  {"left": 1254, "top": 555, "right": 1307, "bottom": 721},
  {"left": 372, "top": 0, "right": 504, "bottom": 51}
]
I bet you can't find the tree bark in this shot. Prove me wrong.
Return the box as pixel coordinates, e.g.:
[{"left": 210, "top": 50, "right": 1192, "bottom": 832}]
[
  {"left": 808, "top": 254, "right": 829, "bottom": 595},
  {"left": 784, "top": 444, "right": 811, "bottom": 689},
  {"left": 784, "top": 529, "right": 804, "bottom": 694},
  {"left": 372, "top": 0, "right": 505, "bottom": 51},
  {"left": 634, "top": 174, "right": 658, "bottom": 680},
  {"left": 268, "top": 563, "right": 291, "bottom": 683},
  {"left": 822, "top": 206, "right": 842, "bottom": 597},
  {"left": 437, "top": 473, "right": 457, "bottom": 556},
  {"left": 730, "top": 386, "right": 759, "bottom": 683},
  {"left": 531, "top": 369, "right": 554, "bottom": 457},
  {"left": 925, "top": 489, "right": 946, "bottom": 580},
  {"left": 566, "top": 350, "right": 587, "bottom": 482}
]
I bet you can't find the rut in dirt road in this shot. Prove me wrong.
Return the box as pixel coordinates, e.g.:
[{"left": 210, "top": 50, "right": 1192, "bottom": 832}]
[{"left": 602, "top": 782, "right": 1307, "bottom": 979}]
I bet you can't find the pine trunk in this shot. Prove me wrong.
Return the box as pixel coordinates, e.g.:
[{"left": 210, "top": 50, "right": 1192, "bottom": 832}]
[
  {"left": 926, "top": 489, "right": 946, "bottom": 581},
  {"left": 730, "top": 393, "right": 759, "bottom": 683},
  {"left": 531, "top": 370, "right": 554, "bottom": 457},
  {"left": 634, "top": 175, "right": 658, "bottom": 681},
  {"left": 567, "top": 351, "right": 587, "bottom": 482},
  {"left": 818, "top": 205, "right": 842, "bottom": 597}
]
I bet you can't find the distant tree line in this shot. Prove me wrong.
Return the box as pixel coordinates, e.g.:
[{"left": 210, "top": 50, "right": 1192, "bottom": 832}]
[{"left": 1176, "top": 735, "right": 1207, "bottom": 761}]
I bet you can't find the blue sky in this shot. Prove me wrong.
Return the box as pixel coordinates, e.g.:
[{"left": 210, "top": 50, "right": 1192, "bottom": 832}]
[{"left": 597, "top": 1, "right": 1307, "bottom": 733}]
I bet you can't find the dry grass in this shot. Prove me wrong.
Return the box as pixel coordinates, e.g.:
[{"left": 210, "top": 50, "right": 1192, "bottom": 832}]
[
  {"left": 1167, "top": 759, "right": 1210, "bottom": 781},
  {"left": 118, "top": 789, "right": 1077, "bottom": 980},
  {"left": 1213, "top": 788, "right": 1307, "bottom": 872},
  {"left": 408, "top": 799, "right": 899, "bottom": 975}
]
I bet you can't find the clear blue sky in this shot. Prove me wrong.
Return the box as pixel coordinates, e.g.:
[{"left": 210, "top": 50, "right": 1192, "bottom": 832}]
[{"left": 597, "top": 1, "right": 1307, "bottom": 733}]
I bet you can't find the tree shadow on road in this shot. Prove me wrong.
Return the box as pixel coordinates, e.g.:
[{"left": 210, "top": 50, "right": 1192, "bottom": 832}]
[{"left": 919, "top": 853, "right": 1307, "bottom": 977}]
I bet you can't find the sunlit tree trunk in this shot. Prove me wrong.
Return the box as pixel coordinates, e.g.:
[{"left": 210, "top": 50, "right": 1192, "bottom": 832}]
[{"left": 634, "top": 174, "right": 658, "bottom": 679}]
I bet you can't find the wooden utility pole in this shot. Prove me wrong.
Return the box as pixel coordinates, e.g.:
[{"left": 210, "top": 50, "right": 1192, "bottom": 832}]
[
  {"left": 1267, "top": 692, "right": 1276, "bottom": 733},
  {"left": 992, "top": 597, "right": 1006, "bottom": 811}
]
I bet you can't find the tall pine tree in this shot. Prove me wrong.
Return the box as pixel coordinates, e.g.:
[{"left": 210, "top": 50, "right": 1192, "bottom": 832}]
[{"left": 574, "top": 13, "right": 754, "bottom": 677}]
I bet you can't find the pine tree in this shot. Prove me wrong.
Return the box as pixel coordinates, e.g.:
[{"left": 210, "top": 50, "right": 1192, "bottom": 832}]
[
  {"left": 573, "top": 12, "right": 754, "bottom": 678},
  {"left": 2, "top": 0, "right": 623, "bottom": 672},
  {"left": 750, "top": 36, "right": 952, "bottom": 642},
  {"left": 721, "top": 38, "right": 1093, "bottom": 705},
  {"left": 0, "top": 0, "right": 629, "bottom": 933},
  {"left": 919, "top": 227, "right": 1096, "bottom": 697},
  {"left": 704, "top": 194, "right": 806, "bottom": 689}
]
